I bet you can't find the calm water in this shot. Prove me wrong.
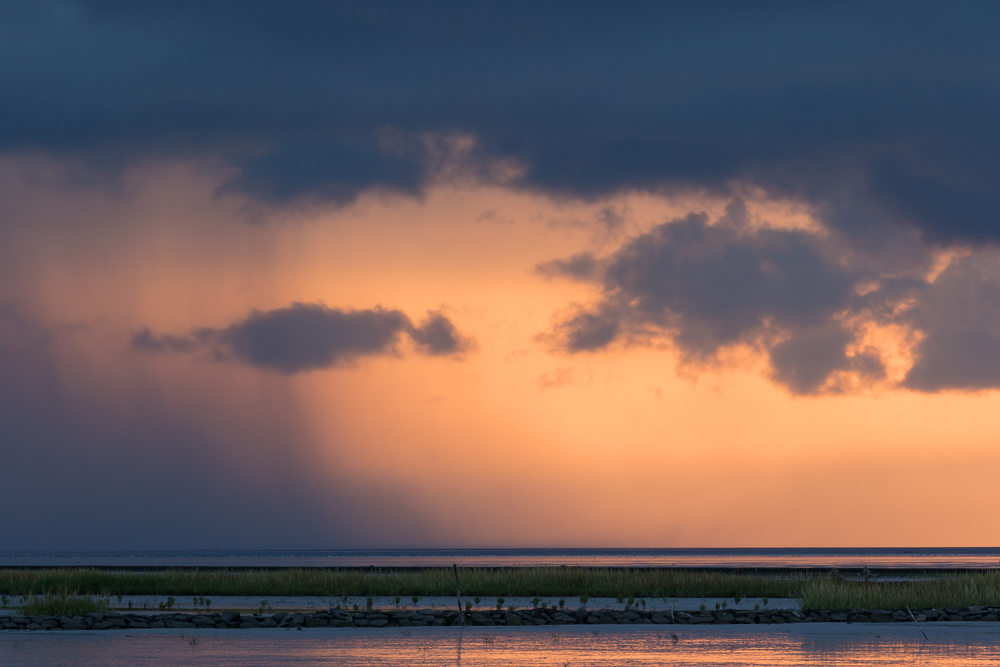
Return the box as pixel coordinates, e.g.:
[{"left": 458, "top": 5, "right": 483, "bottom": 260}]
[
  {"left": 1, "top": 548, "right": 999, "bottom": 569},
  {"left": 2, "top": 625, "right": 999, "bottom": 666}
]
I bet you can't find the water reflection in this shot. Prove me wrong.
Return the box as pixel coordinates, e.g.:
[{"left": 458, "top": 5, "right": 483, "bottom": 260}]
[{"left": 3, "top": 625, "right": 1000, "bottom": 666}]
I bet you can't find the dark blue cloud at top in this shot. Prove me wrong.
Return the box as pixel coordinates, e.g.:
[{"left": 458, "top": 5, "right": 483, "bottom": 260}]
[{"left": 3, "top": 1, "right": 1000, "bottom": 241}]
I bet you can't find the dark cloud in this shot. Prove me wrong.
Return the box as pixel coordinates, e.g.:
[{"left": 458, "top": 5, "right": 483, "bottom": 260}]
[
  {"left": 550, "top": 209, "right": 889, "bottom": 394},
  {"left": 133, "top": 303, "right": 469, "bottom": 373},
  {"left": 902, "top": 254, "right": 1000, "bottom": 391},
  {"left": 409, "top": 310, "right": 472, "bottom": 356},
  {"left": 2, "top": 2, "right": 1000, "bottom": 241},
  {"left": 534, "top": 253, "right": 598, "bottom": 281}
]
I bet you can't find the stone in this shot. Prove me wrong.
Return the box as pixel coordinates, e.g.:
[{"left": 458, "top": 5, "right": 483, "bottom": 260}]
[
  {"left": 221, "top": 611, "right": 241, "bottom": 624},
  {"left": 369, "top": 618, "right": 389, "bottom": 627}
]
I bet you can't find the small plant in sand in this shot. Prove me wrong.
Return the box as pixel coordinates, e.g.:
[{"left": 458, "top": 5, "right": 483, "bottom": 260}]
[
  {"left": 540, "top": 601, "right": 548, "bottom": 609},
  {"left": 616, "top": 595, "right": 624, "bottom": 604},
  {"left": 754, "top": 603, "right": 760, "bottom": 611},
  {"left": 532, "top": 597, "right": 541, "bottom": 608},
  {"left": 715, "top": 602, "right": 720, "bottom": 610},
  {"left": 466, "top": 601, "right": 472, "bottom": 612},
  {"left": 394, "top": 596, "right": 401, "bottom": 606},
  {"left": 762, "top": 598, "right": 769, "bottom": 608},
  {"left": 482, "top": 634, "right": 495, "bottom": 645},
  {"left": 591, "top": 628, "right": 600, "bottom": 635},
  {"left": 400, "top": 629, "right": 411, "bottom": 637},
  {"left": 507, "top": 604, "right": 516, "bottom": 612},
  {"left": 474, "top": 596, "right": 481, "bottom": 605},
  {"left": 559, "top": 598, "right": 565, "bottom": 608},
  {"left": 580, "top": 594, "right": 589, "bottom": 606},
  {"left": 496, "top": 597, "right": 505, "bottom": 611},
  {"left": 734, "top": 594, "right": 743, "bottom": 604},
  {"left": 699, "top": 603, "right": 706, "bottom": 611},
  {"left": 128, "top": 600, "right": 134, "bottom": 609},
  {"left": 641, "top": 599, "right": 647, "bottom": 610},
  {"left": 671, "top": 633, "right": 679, "bottom": 643},
  {"left": 353, "top": 603, "right": 359, "bottom": 612},
  {"left": 721, "top": 601, "right": 727, "bottom": 609},
  {"left": 188, "top": 635, "right": 200, "bottom": 646},
  {"left": 412, "top": 596, "right": 419, "bottom": 605},
  {"left": 206, "top": 598, "right": 212, "bottom": 609},
  {"left": 367, "top": 596, "right": 374, "bottom": 610}
]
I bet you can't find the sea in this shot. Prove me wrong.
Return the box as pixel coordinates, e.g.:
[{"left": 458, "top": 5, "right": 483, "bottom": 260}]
[{"left": 1, "top": 547, "right": 998, "bottom": 569}]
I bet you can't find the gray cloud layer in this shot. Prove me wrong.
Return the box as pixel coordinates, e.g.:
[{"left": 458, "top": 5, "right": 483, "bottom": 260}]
[
  {"left": 133, "top": 303, "right": 470, "bottom": 373},
  {"left": 2, "top": 2, "right": 1000, "bottom": 244}
]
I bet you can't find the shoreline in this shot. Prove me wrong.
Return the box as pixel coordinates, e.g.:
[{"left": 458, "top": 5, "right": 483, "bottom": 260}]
[{"left": 4, "top": 605, "right": 999, "bottom": 631}]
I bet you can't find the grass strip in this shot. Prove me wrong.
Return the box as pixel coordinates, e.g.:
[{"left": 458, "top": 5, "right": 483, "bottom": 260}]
[
  {"left": 0, "top": 568, "right": 803, "bottom": 599},
  {"left": 15, "top": 592, "right": 110, "bottom": 616},
  {"left": 0, "top": 568, "right": 998, "bottom": 609}
]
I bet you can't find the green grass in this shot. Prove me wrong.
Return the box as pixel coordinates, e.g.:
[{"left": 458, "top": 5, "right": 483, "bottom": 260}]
[
  {"left": 15, "top": 592, "right": 110, "bottom": 616},
  {"left": 0, "top": 568, "right": 804, "bottom": 599},
  {"left": 801, "top": 574, "right": 1000, "bottom": 610},
  {"left": 0, "top": 568, "right": 998, "bottom": 609}
]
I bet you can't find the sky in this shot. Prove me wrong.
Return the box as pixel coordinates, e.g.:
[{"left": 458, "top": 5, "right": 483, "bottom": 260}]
[{"left": 2, "top": 1, "right": 1000, "bottom": 550}]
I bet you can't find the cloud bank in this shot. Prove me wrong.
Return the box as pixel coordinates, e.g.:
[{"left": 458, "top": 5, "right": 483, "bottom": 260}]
[{"left": 2, "top": 2, "right": 1000, "bottom": 245}]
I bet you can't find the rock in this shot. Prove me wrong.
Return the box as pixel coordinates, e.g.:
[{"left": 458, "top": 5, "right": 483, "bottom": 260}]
[
  {"left": 221, "top": 611, "right": 241, "bottom": 624},
  {"left": 870, "top": 613, "right": 895, "bottom": 623},
  {"left": 369, "top": 618, "right": 389, "bottom": 627},
  {"left": 149, "top": 620, "right": 166, "bottom": 629},
  {"left": 830, "top": 613, "right": 848, "bottom": 622}
]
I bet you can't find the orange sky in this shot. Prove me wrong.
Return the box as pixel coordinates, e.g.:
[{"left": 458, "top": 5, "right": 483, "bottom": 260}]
[{"left": 2, "top": 158, "right": 999, "bottom": 549}]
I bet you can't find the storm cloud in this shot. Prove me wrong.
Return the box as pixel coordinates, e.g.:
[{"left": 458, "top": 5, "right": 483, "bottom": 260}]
[
  {"left": 2, "top": 2, "right": 1000, "bottom": 243},
  {"left": 546, "top": 207, "right": 895, "bottom": 394},
  {"left": 133, "top": 303, "right": 470, "bottom": 373}
]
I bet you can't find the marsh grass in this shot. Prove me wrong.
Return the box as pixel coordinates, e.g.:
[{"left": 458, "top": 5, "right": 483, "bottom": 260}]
[
  {"left": 0, "top": 568, "right": 804, "bottom": 598},
  {"left": 801, "top": 574, "right": 1000, "bottom": 609},
  {"left": 1, "top": 568, "right": 998, "bottom": 608},
  {"left": 17, "top": 592, "right": 110, "bottom": 616}
]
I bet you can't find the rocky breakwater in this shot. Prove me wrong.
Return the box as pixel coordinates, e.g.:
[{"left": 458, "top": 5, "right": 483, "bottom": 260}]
[{"left": 3, "top": 606, "right": 1000, "bottom": 630}]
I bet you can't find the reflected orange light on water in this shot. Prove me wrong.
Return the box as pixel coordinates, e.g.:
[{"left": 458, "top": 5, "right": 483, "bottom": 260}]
[{"left": 5, "top": 627, "right": 999, "bottom": 666}]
